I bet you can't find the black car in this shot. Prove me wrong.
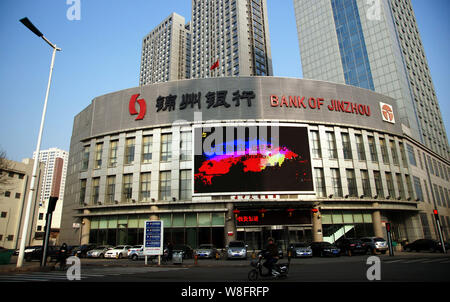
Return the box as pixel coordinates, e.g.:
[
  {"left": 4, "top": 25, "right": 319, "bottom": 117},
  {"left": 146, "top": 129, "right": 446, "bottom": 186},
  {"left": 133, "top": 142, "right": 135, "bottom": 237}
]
[
  {"left": 310, "top": 242, "right": 340, "bottom": 257},
  {"left": 24, "top": 245, "right": 60, "bottom": 262},
  {"left": 336, "top": 238, "right": 367, "bottom": 256},
  {"left": 72, "top": 244, "right": 97, "bottom": 258},
  {"left": 403, "top": 239, "right": 449, "bottom": 253},
  {"left": 172, "top": 244, "right": 194, "bottom": 259}
]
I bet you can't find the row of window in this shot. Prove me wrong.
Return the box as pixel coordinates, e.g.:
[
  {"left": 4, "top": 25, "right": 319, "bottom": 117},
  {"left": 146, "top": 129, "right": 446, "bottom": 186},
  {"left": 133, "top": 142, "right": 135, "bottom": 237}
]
[
  {"left": 81, "top": 132, "right": 192, "bottom": 171},
  {"left": 80, "top": 169, "right": 192, "bottom": 205}
]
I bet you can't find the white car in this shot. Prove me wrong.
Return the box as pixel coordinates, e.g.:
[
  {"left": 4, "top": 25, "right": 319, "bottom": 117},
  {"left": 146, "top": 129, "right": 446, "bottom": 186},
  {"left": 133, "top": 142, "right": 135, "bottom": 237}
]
[
  {"left": 104, "top": 245, "right": 132, "bottom": 259},
  {"left": 127, "top": 245, "right": 143, "bottom": 257}
]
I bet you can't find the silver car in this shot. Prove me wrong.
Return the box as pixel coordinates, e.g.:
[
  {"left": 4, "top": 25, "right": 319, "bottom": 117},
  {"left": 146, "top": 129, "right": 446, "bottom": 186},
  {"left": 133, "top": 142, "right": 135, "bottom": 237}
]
[
  {"left": 226, "top": 241, "right": 247, "bottom": 260},
  {"left": 288, "top": 242, "right": 313, "bottom": 258},
  {"left": 195, "top": 244, "right": 218, "bottom": 259},
  {"left": 361, "top": 237, "right": 388, "bottom": 254},
  {"left": 86, "top": 245, "right": 112, "bottom": 258}
]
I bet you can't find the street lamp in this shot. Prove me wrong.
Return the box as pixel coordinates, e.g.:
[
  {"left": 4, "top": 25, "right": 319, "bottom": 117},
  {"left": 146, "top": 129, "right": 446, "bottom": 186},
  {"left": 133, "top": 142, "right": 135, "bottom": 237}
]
[{"left": 16, "top": 17, "right": 61, "bottom": 268}]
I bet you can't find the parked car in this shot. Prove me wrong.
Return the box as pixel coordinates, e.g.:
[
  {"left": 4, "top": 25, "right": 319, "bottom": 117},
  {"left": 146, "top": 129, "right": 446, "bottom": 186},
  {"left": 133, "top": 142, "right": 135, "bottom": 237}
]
[
  {"left": 24, "top": 245, "right": 60, "bottom": 262},
  {"left": 360, "top": 237, "right": 388, "bottom": 254},
  {"left": 128, "top": 246, "right": 145, "bottom": 260},
  {"left": 287, "top": 242, "right": 313, "bottom": 258},
  {"left": 403, "top": 239, "right": 449, "bottom": 253},
  {"left": 104, "top": 245, "right": 132, "bottom": 259},
  {"left": 310, "top": 242, "right": 340, "bottom": 257},
  {"left": 172, "top": 244, "right": 194, "bottom": 259},
  {"left": 127, "top": 245, "right": 144, "bottom": 257},
  {"left": 72, "top": 244, "right": 97, "bottom": 258},
  {"left": 336, "top": 238, "right": 367, "bottom": 256},
  {"left": 226, "top": 241, "right": 248, "bottom": 260},
  {"left": 194, "top": 244, "right": 218, "bottom": 259},
  {"left": 86, "top": 245, "right": 113, "bottom": 258}
]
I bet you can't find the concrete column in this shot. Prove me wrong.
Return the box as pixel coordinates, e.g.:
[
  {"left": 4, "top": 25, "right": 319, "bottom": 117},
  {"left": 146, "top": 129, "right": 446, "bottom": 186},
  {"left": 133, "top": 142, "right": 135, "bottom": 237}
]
[
  {"left": 80, "top": 209, "right": 91, "bottom": 244},
  {"left": 225, "top": 203, "right": 236, "bottom": 245},
  {"left": 372, "top": 202, "right": 383, "bottom": 238},
  {"left": 149, "top": 205, "right": 159, "bottom": 220},
  {"left": 312, "top": 208, "right": 323, "bottom": 242}
]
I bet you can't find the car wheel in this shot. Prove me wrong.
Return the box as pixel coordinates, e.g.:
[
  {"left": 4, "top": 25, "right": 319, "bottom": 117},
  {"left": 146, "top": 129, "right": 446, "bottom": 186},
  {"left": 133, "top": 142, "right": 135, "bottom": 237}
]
[
  {"left": 248, "top": 269, "right": 259, "bottom": 281},
  {"left": 429, "top": 248, "right": 436, "bottom": 253},
  {"left": 132, "top": 254, "right": 138, "bottom": 261},
  {"left": 100, "top": 253, "right": 104, "bottom": 259},
  {"left": 118, "top": 253, "right": 122, "bottom": 259}
]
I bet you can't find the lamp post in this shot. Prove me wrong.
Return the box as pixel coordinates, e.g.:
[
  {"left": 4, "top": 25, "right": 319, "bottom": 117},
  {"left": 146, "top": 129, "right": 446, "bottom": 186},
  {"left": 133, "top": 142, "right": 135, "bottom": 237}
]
[{"left": 16, "top": 17, "right": 61, "bottom": 268}]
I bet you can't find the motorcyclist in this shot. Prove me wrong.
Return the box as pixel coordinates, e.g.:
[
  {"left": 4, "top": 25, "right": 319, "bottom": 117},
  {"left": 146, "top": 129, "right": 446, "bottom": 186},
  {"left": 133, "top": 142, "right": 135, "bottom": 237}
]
[{"left": 263, "top": 237, "right": 279, "bottom": 276}]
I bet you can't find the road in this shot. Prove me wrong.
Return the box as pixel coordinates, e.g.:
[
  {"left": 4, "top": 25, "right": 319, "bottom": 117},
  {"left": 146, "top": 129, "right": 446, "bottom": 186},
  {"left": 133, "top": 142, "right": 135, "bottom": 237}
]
[{"left": 1, "top": 253, "right": 449, "bottom": 282}]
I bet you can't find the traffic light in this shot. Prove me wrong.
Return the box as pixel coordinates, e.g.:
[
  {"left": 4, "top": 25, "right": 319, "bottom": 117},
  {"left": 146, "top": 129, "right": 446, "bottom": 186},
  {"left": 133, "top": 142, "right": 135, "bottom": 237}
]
[
  {"left": 47, "top": 197, "right": 58, "bottom": 214},
  {"left": 433, "top": 209, "right": 439, "bottom": 221}
]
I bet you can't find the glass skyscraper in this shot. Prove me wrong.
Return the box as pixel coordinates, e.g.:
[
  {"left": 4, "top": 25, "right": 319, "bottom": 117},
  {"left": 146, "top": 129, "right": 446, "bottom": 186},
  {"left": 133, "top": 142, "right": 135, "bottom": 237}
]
[{"left": 294, "top": 0, "right": 448, "bottom": 159}]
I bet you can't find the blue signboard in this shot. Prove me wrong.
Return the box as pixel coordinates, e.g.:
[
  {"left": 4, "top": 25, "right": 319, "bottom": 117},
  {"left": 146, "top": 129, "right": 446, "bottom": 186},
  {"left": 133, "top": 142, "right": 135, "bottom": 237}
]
[{"left": 144, "top": 220, "right": 164, "bottom": 256}]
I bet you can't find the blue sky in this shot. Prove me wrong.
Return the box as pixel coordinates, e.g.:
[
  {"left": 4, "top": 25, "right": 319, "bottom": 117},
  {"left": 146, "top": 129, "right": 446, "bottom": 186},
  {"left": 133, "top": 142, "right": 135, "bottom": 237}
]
[{"left": 0, "top": 0, "right": 448, "bottom": 162}]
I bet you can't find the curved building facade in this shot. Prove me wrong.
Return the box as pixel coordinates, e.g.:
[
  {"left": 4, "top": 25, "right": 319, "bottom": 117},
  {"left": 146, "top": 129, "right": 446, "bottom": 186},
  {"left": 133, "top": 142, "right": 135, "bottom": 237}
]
[{"left": 59, "top": 77, "right": 450, "bottom": 250}]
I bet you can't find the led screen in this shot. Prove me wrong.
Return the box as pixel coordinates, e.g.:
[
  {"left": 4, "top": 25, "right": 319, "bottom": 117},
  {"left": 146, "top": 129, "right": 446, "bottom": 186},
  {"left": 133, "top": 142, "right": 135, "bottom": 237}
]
[{"left": 193, "top": 124, "right": 313, "bottom": 195}]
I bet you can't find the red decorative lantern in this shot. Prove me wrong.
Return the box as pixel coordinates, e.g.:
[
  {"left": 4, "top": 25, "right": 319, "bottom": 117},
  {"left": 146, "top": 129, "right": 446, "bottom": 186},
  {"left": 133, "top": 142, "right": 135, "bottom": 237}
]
[
  {"left": 259, "top": 208, "right": 267, "bottom": 218},
  {"left": 287, "top": 208, "right": 295, "bottom": 217}
]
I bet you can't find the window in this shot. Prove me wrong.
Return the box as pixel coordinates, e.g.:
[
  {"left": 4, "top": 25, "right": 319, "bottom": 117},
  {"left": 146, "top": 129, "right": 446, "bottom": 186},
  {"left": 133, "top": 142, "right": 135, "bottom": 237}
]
[
  {"left": 331, "top": 168, "right": 342, "bottom": 197},
  {"left": 39, "top": 213, "right": 44, "bottom": 220},
  {"left": 15, "top": 192, "right": 21, "bottom": 199},
  {"left": 140, "top": 172, "right": 151, "bottom": 201},
  {"left": 361, "top": 170, "right": 371, "bottom": 197},
  {"left": 379, "top": 138, "right": 389, "bottom": 164},
  {"left": 375, "top": 171, "right": 385, "bottom": 198},
  {"left": 310, "top": 131, "right": 322, "bottom": 158},
  {"left": 142, "top": 136, "right": 153, "bottom": 164},
  {"left": 396, "top": 173, "right": 405, "bottom": 200},
  {"left": 346, "top": 169, "right": 357, "bottom": 197},
  {"left": 327, "top": 132, "right": 337, "bottom": 159},
  {"left": 4, "top": 191, "right": 10, "bottom": 197},
  {"left": 1, "top": 212, "right": 7, "bottom": 218},
  {"left": 106, "top": 176, "right": 116, "bottom": 204},
  {"left": 82, "top": 146, "right": 90, "bottom": 170},
  {"left": 160, "top": 134, "right": 172, "bottom": 162},
  {"left": 122, "top": 174, "right": 133, "bottom": 203},
  {"left": 368, "top": 136, "right": 378, "bottom": 162},
  {"left": 179, "top": 170, "right": 192, "bottom": 200},
  {"left": 407, "top": 144, "right": 416, "bottom": 166},
  {"left": 341, "top": 133, "right": 352, "bottom": 160},
  {"left": 124, "top": 138, "right": 135, "bottom": 165},
  {"left": 95, "top": 143, "right": 103, "bottom": 169},
  {"left": 109, "top": 140, "right": 118, "bottom": 167},
  {"left": 159, "top": 171, "right": 171, "bottom": 201},
  {"left": 79, "top": 179, "right": 87, "bottom": 205},
  {"left": 92, "top": 177, "right": 100, "bottom": 204},
  {"left": 180, "top": 132, "right": 192, "bottom": 161},
  {"left": 399, "top": 143, "right": 407, "bottom": 166},
  {"left": 413, "top": 176, "right": 423, "bottom": 201},
  {"left": 390, "top": 141, "right": 399, "bottom": 165},
  {"left": 356, "top": 134, "right": 366, "bottom": 161},
  {"left": 314, "top": 168, "right": 326, "bottom": 197},
  {"left": 385, "top": 173, "right": 395, "bottom": 198}
]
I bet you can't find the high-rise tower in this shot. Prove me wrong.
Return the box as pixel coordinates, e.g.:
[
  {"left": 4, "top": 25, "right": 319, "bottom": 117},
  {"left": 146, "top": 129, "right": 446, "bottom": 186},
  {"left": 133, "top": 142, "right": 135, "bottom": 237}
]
[{"left": 293, "top": 0, "right": 448, "bottom": 158}]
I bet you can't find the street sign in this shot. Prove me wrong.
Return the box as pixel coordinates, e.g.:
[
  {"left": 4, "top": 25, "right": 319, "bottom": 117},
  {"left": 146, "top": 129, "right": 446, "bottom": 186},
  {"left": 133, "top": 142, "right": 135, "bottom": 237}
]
[{"left": 144, "top": 220, "right": 164, "bottom": 256}]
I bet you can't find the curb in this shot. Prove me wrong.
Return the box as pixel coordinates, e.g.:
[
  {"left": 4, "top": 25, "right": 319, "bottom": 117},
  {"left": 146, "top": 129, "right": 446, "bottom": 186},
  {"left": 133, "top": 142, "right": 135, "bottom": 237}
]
[{"left": 0, "top": 265, "right": 56, "bottom": 274}]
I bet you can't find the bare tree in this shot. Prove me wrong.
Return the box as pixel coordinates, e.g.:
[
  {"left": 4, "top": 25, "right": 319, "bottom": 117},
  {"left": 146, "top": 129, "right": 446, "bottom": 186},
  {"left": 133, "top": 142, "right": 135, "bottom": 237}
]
[{"left": 0, "top": 148, "right": 13, "bottom": 193}]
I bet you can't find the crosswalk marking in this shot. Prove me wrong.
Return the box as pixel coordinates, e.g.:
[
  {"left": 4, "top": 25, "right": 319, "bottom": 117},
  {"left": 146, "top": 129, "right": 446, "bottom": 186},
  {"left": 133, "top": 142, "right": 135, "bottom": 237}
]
[
  {"left": 383, "top": 258, "right": 450, "bottom": 264},
  {"left": 0, "top": 266, "right": 187, "bottom": 282}
]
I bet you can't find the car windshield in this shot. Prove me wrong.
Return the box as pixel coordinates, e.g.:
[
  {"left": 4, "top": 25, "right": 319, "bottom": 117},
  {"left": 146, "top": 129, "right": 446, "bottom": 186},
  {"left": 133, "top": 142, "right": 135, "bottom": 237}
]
[
  {"left": 374, "top": 238, "right": 386, "bottom": 242},
  {"left": 97, "top": 246, "right": 108, "bottom": 249},
  {"left": 229, "top": 242, "right": 245, "bottom": 247},
  {"left": 294, "top": 243, "right": 308, "bottom": 247},
  {"left": 199, "top": 244, "right": 214, "bottom": 248}
]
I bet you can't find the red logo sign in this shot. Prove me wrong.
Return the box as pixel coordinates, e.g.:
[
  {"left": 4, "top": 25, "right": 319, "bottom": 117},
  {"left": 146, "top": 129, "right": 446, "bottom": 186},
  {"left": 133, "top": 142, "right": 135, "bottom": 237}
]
[
  {"left": 380, "top": 102, "right": 395, "bottom": 124},
  {"left": 129, "top": 94, "right": 146, "bottom": 120}
]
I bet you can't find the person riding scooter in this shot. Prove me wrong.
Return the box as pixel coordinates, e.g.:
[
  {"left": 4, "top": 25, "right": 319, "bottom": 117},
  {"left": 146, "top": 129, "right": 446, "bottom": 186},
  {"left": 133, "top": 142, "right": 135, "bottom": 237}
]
[{"left": 263, "top": 237, "right": 279, "bottom": 276}]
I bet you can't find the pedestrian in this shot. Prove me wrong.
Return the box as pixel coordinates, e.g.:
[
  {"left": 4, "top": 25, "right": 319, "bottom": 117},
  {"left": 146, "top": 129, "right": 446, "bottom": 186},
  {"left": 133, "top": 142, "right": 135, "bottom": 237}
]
[
  {"left": 167, "top": 241, "right": 173, "bottom": 260},
  {"left": 263, "top": 237, "right": 279, "bottom": 276},
  {"left": 58, "top": 243, "right": 68, "bottom": 270}
]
